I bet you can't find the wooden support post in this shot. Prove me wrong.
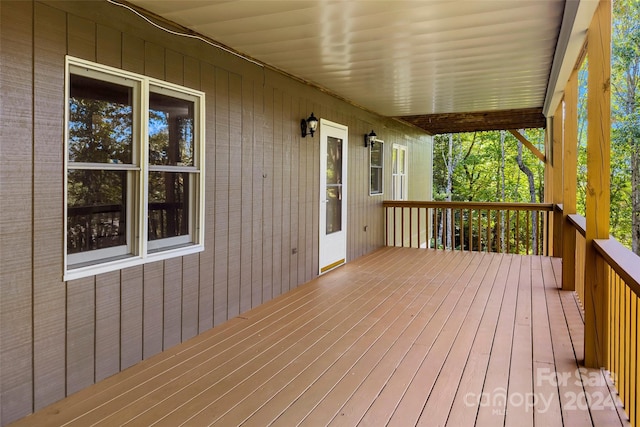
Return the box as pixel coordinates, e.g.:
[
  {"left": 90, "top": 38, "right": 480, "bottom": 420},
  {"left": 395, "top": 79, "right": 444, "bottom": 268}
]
[
  {"left": 543, "top": 123, "right": 553, "bottom": 253},
  {"left": 562, "top": 69, "right": 579, "bottom": 291},
  {"left": 584, "top": 0, "right": 611, "bottom": 369},
  {"left": 552, "top": 103, "right": 564, "bottom": 257}
]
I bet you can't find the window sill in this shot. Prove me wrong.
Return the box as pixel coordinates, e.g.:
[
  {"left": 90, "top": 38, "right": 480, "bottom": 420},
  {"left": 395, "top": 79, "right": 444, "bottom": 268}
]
[{"left": 64, "top": 243, "right": 204, "bottom": 281}]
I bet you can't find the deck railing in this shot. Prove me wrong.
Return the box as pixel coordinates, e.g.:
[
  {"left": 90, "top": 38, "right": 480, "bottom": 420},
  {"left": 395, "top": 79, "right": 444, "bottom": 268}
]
[
  {"left": 566, "top": 212, "right": 640, "bottom": 426},
  {"left": 383, "top": 201, "right": 554, "bottom": 255},
  {"left": 567, "top": 214, "right": 587, "bottom": 307}
]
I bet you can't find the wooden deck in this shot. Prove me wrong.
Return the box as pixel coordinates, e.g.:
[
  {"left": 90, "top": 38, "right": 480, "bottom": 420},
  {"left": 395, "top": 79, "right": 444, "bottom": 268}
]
[{"left": 11, "top": 248, "right": 630, "bottom": 427}]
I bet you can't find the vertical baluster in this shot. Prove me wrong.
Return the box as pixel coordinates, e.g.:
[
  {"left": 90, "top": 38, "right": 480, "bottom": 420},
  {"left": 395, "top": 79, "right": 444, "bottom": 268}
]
[
  {"left": 409, "top": 207, "right": 413, "bottom": 248},
  {"left": 438, "top": 207, "right": 442, "bottom": 250},
  {"left": 515, "top": 211, "right": 520, "bottom": 254},
  {"left": 497, "top": 210, "right": 501, "bottom": 253},
  {"left": 434, "top": 207, "right": 438, "bottom": 249},
  {"left": 506, "top": 210, "right": 511, "bottom": 253},
  {"left": 448, "top": 207, "right": 452, "bottom": 250},
  {"left": 526, "top": 210, "right": 530, "bottom": 255},
  {"left": 485, "top": 210, "right": 490, "bottom": 253},
  {"left": 538, "top": 211, "right": 551, "bottom": 256},
  {"left": 630, "top": 284, "right": 637, "bottom": 424},
  {"left": 459, "top": 209, "right": 463, "bottom": 252},
  {"left": 417, "top": 208, "right": 421, "bottom": 249},
  {"left": 468, "top": 209, "right": 472, "bottom": 252},
  {"left": 625, "top": 274, "right": 630, "bottom": 408},
  {"left": 611, "top": 267, "right": 616, "bottom": 380},
  {"left": 400, "top": 206, "right": 406, "bottom": 248},
  {"left": 612, "top": 270, "right": 618, "bottom": 390},
  {"left": 616, "top": 272, "right": 622, "bottom": 398},
  {"left": 618, "top": 271, "right": 623, "bottom": 396},
  {"left": 385, "top": 206, "right": 388, "bottom": 246},
  {"left": 393, "top": 207, "right": 397, "bottom": 247},
  {"left": 627, "top": 280, "right": 633, "bottom": 415},
  {"left": 476, "top": 209, "right": 481, "bottom": 252}
]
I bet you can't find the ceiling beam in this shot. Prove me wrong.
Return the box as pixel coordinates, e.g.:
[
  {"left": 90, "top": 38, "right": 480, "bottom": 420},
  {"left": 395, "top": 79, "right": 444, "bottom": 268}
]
[{"left": 397, "top": 107, "right": 546, "bottom": 135}]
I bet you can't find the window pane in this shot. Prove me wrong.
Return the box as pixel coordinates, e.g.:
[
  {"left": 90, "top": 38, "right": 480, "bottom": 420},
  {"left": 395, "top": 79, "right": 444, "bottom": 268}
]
[
  {"left": 326, "top": 186, "right": 342, "bottom": 234},
  {"left": 371, "top": 167, "right": 383, "bottom": 194},
  {"left": 67, "top": 170, "right": 128, "bottom": 254},
  {"left": 398, "top": 149, "right": 406, "bottom": 174},
  {"left": 326, "top": 137, "right": 342, "bottom": 185},
  {"left": 149, "top": 91, "right": 195, "bottom": 167},
  {"left": 148, "top": 172, "right": 190, "bottom": 241},
  {"left": 392, "top": 148, "right": 398, "bottom": 174},
  {"left": 68, "top": 74, "right": 133, "bottom": 164},
  {"left": 326, "top": 136, "right": 343, "bottom": 234},
  {"left": 370, "top": 143, "right": 382, "bottom": 167}
]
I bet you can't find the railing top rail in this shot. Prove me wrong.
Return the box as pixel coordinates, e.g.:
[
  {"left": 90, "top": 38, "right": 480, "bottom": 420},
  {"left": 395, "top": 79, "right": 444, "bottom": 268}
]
[
  {"left": 567, "top": 214, "right": 587, "bottom": 237},
  {"left": 382, "top": 200, "right": 554, "bottom": 211},
  {"left": 594, "top": 238, "right": 640, "bottom": 297}
]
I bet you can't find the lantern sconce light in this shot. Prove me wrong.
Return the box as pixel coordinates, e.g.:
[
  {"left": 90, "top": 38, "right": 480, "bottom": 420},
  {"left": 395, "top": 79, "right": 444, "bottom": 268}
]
[
  {"left": 301, "top": 112, "right": 319, "bottom": 137},
  {"left": 364, "top": 129, "right": 377, "bottom": 147}
]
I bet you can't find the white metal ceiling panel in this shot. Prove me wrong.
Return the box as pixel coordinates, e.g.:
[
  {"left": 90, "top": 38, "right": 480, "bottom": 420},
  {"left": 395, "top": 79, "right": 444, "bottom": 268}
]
[{"left": 126, "top": 0, "right": 566, "bottom": 117}]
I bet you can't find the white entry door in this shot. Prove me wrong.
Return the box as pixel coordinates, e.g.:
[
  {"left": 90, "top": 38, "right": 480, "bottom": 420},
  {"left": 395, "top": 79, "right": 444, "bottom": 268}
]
[{"left": 319, "top": 119, "right": 348, "bottom": 274}]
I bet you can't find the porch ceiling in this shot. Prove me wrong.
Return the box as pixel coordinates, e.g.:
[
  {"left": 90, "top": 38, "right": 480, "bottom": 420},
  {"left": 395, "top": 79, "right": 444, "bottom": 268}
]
[{"left": 123, "top": 0, "right": 594, "bottom": 134}]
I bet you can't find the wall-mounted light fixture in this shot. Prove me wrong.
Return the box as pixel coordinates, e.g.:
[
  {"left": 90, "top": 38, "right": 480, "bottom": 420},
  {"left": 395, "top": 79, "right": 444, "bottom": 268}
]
[
  {"left": 364, "top": 129, "right": 377, "bottom": 147},
  {"left": 301, "top": 113, "right": 319, "bottom": 137}
]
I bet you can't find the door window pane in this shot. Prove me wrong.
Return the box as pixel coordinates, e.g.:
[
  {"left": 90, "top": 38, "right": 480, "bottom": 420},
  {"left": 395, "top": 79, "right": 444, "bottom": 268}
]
[
  {"left": 149, "top": 91, "right": 194, "bottom": 167},
  {"left": 326, "top": 137, "right": 343, "bottom": 234},
  {"left": 68, "top": 74, "right": 133, "bottom": 164},
  {"left": 67, "top": 170, "right": 128, "bottom": 254},
  {"left": 326, "top": 137, "right": 342, "bottom": 185},
  {"left": 148, "top": 171, "right": 190, "bottom": 240},
  {"left": 326, "top": 187, "right": 342, "bottom": 234}
]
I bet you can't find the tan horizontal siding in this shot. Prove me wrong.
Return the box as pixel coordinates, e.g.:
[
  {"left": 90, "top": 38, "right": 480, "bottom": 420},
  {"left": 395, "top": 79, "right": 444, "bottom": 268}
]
[{"left": 0, "top": 1, "right": 432, "bottom": 425}]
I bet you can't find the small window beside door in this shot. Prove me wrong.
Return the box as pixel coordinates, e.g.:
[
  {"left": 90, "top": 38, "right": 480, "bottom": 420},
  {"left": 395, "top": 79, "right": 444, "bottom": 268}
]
[
  {"left": 392, "top": 145, "right": 408, "bottom": 200},
  {"left": 369, "top": 141, "right": 383, "bottom": 195}
]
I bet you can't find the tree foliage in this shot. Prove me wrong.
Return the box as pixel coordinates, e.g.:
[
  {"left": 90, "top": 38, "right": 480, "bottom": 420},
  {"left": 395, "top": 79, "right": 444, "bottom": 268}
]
[
  {"left": 433, "top": 0, "right": 640, "bottom": 254},
  {"left": 433, "top": 130, "right": 544, "bottom": 204}
]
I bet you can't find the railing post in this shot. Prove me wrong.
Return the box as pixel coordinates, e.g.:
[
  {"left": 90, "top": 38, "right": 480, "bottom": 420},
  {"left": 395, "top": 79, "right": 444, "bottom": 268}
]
[
  {"left": 562, "top": 69, "right": 579, "bottom": 291},
  {"left": 551, "top": 101, "right": 564, "bottom": 257},
  {"left": 584, "top": 0, "right": 611, "bottom": 369}
]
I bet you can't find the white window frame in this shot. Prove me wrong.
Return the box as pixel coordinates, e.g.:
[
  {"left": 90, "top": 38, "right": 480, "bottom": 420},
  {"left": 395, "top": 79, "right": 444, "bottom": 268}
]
[
  {"left": 369, "top": 140, "right": 384, "bottom": 196},
  {"left": 392, "top": 144, "right": 408, "bottom": 200},
  {"left": 64, "top": 56, "right": 205, "bottom": 281}
]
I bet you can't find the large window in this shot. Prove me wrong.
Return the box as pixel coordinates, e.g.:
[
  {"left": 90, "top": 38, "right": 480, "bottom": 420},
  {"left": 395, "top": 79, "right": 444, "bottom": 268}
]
[
  {"left": 392, "top": 144, "right": 408, "bottom": 200},
  {"left": 65, "top": 57, "right": 205, "bottom": 280},
  {"left": 369, "top": 141, "right": 383, "bottom": 195}
]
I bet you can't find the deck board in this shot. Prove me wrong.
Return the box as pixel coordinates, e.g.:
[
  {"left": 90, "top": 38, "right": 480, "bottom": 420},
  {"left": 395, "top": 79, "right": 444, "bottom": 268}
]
[{"left": 10, "top": 248, "right": 628, "bottom": 427}]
